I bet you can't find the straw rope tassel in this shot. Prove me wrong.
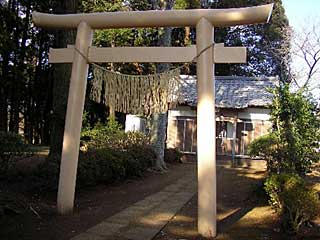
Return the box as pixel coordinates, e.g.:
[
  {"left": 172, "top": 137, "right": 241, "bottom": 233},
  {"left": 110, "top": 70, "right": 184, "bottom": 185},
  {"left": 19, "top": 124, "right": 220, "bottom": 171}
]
[{"left": 90, "top": 64, "right": 183, "bottom": 116}]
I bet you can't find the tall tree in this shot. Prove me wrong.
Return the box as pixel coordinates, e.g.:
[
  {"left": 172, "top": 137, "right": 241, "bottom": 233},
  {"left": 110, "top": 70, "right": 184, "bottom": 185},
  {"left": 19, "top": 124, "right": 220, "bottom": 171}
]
[
  {"left": 0, "top": 0, "right": 53, "bottom": 143},
  {"left": 82, "top": 0, "right": 157, "bottom": 76},
  {"left": 0, "top": 2, "right": 12, "bottom": 132},
  {"left": 49, "top": 0, "right": 79, "bottom": 156},
  {"left": 0, "top": 1, "right": 23, "bottom": 133},
  {"left": 212, "top": 0, "right": 289, "bottom": 77},
  {"left": 82, "top": 0, "right": 157, "bottom": 120},
  {"left": 149, "top": 0, "right": 175, "bottom": 170}
]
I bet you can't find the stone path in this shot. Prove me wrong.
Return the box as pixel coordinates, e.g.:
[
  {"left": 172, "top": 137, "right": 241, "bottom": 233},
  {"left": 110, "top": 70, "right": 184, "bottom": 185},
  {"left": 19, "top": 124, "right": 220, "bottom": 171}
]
[{"left": 71, "top": 170, "right": 197, "bottom": 240}]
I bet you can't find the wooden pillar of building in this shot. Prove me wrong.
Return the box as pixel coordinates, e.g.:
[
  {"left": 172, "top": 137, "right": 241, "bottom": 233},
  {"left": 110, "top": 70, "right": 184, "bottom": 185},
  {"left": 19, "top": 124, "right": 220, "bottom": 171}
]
[{"left": 232, "top": 117, "right": 238, "bottom": 167}]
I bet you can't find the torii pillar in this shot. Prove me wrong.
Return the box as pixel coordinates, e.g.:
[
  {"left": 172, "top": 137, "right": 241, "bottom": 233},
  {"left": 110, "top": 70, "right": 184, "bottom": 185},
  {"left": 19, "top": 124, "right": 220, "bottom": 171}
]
[
  {"left": 33, "top": 4, "right": 273, "bottom": 238},
  {"left": 196, "top": 18, "right": 216, "bottom": 235}
]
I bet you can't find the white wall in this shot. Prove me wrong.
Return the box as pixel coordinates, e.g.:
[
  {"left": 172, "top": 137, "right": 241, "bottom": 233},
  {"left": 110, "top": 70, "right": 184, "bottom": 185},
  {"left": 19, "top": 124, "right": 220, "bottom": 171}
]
[
  {"left": 125, "top": 115, "right": 147, "bottom": 132},
  {"left": 237, "top": 108, "right": 271, "bottom": 120},
  {"left": 168, "top": 109, "right": 196, "bottom": 118},
  {"left": 169, "top": 107, "right": 271, "bottom": 121}
]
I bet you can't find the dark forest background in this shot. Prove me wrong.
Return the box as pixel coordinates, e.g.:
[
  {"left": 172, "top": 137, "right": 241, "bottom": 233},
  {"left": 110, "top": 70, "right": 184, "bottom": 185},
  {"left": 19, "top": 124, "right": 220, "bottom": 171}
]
[{"left": 0, "top": 0, "right": 289, "bottom": 156}]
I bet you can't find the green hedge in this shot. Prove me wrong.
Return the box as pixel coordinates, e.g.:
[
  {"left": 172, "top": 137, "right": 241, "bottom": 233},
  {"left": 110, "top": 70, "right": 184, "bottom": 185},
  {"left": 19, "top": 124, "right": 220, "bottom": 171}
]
[
  {"left": 32, "top": 120, "right": 156, "bottom": 190},
  {"left": 81, "top": 119, "right": 150, "bottom": 150},
  {"left": 264, "top": 173, "right": 320, "bottom": 233},
  {"left": 247, "top": 133, "right": 279, "bottom": 172},
  {"left": 78, "top": 146, "right": 155, "bottom": 186},
  {"left": 0, "top": 131, "right": 33, "bottom": 176},
  {"left": 35, "top": 145, "right": 155, "bottom": 190}
]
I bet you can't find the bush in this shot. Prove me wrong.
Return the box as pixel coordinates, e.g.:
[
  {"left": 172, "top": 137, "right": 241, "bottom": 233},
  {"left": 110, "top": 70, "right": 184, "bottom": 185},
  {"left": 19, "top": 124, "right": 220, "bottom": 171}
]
[
  {"left": 0, "top": 131, "right": 30, "bottom": 158},
  {"left": 77, "top": 146, "right": 154, "bottom": 186},
  {"left": 125, "top": 146, "right": 155, "bottom": 176},
  {"left": 81, "top": 119, "right": 150, "bottom": 150},
  {"left": 265, "top": 173, "right": 320, "bottom": 233},
  {"left": 0, "top": 131, "right": 33, "bottom": 176},
  {"left": 32, "top": 119, "right": 155, "bottom": 190},
  {"left": 34, "top": 146, "right": 155, "bottom": 190},
  {"left": 77, "top": 148, "right": 126, "bottom": 186},
  {"left": 262, "top": 85, "right": 320, "bottom": 175},
  {"left": 33, "top": 155, "right": 61, "bottom": 190},
  {"left": 125, "top": 131, "right": 150, "bottom": 148},
  {"left": 248, "top": 133, "right": 280, "bottom": 172},
  {"left": 164, "top": 148, "right": 182, "bottom": 163},
  {"left": 248, "top": 133, "right": 277, "bottom": 159}
]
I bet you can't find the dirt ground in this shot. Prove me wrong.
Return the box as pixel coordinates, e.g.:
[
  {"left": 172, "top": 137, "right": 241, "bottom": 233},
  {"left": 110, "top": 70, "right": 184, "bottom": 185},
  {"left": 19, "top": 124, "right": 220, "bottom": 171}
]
[
  {"left": 0, "top": 163, "right": 195, "bottom": 240},
  {"left": 1, "top": 159, "right": 319, "bottom": 240},
  {"left": 154, "top": 164, "right": 320, "bottom": 240}
]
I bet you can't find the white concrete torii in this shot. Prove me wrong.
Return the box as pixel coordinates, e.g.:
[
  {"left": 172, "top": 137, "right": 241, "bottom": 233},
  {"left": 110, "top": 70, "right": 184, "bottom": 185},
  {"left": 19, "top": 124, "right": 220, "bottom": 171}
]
[{"left": 32, "top": 4, "right": 273, "bottom": 238}]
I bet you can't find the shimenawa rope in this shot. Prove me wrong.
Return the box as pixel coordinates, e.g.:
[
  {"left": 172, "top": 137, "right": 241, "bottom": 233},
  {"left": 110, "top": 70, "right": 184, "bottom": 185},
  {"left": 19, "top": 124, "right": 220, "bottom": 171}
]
[{"left": 74, "top": 43, "right": 215, "bottom": 115}]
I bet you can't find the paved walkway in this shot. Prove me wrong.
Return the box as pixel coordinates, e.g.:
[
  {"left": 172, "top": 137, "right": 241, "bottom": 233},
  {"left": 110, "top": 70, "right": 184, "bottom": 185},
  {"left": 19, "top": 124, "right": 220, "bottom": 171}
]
[{"left": 71, "top": 170, "right": 197, "bottom": 240}]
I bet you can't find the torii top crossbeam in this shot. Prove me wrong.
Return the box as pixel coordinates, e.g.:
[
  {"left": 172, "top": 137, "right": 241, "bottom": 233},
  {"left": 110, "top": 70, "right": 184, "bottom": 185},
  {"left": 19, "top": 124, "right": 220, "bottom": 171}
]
[{"left": 33, "top": 4, "right": 273, "bottom": 29}]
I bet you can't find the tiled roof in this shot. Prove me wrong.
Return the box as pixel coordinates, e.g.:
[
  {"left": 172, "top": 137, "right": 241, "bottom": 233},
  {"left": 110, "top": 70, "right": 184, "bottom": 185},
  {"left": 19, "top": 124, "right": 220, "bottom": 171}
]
[{"left": 178, "top": 75, "right": 278, "bottom": 109}]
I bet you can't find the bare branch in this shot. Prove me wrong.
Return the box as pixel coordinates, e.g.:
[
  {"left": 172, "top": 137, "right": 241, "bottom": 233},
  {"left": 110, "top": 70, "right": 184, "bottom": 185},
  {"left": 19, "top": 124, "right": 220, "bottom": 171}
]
[{"left": 289, "top": 21, "right": 320, "bottom": 90}]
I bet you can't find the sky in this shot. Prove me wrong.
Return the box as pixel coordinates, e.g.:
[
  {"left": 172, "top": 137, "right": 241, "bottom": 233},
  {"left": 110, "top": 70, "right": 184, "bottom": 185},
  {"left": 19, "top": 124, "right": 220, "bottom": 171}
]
[
  {"left": 282, "top": 0, "right": 320, "bottom": 30},
  {"left": 282, "top": 0, "right": 320, "bottom": 96}
]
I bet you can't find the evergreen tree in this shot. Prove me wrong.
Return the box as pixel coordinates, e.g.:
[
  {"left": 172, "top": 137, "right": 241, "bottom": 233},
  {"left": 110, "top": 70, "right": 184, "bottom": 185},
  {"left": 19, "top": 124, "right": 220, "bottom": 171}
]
[
  {"left": 212, "top": 0, "right": 289, "bottom": 77},
  {"left": 0, "top": 0, "right": 53, "bottom": 143},
  {"left": 50, "top": 0, "right": 79, "bottom": 156}
]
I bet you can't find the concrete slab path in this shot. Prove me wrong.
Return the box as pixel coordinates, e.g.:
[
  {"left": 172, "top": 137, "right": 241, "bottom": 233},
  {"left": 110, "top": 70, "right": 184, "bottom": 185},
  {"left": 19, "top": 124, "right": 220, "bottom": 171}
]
[{"left": 70, "top": 169, "right": 197, "bottom": 240}]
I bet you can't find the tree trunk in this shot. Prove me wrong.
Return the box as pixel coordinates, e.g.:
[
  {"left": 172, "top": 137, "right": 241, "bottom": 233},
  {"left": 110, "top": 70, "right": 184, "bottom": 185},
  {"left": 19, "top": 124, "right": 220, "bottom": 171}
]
[
  {"left": 0, "top": 55, "right": 9, "bottom": 132},
  {"left": 150, "top": 113, "right": 168, "bottom": 169},
  {"left": 8, "top": 1, "right": 20, "bottom": 134},
  {"left": 201, "top": 0, "right": 209, "bottom": 8},
  {"left": 50, "top": 0, "right": 79, "bottom": 157},
  {"left": 0, "top": 92, "right": 8, "bottom": 132},
  {"left": 150, "top": 0, "right": 174, "bottom": 170}
]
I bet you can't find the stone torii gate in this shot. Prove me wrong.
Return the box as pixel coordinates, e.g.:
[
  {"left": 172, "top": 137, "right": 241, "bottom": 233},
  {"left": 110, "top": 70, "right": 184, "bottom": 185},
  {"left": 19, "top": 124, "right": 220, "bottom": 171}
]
[{"left": 32, "top": 4, "right": 273, "bottom": 238}]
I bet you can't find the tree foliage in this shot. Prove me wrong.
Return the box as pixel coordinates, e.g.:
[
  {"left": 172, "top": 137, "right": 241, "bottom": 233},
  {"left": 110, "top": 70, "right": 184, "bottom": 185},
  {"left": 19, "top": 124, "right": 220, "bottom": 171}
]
[
  {"left": 49, "top": 0, "right": 79, "bottom": 157},
  {"left": 212, "top": 0, "right": 289, "bottom": 77},
  {"left": 249, "top": 85, "right": 320, "bottom": 174},
  {"left": 0, "top": 1, "right": 53, "bottom": 143},
  {"left": 0, "top": 0, "right": 290, "bottom": 157},
  {"left": 264, "top": 173, "right": 320, "bottom": 233},
  {"left": 270, "top": 85, "right": 320, "bottom": 174},
  {"left": 81, "top": 0, "right": 158, "bottom": 75}
]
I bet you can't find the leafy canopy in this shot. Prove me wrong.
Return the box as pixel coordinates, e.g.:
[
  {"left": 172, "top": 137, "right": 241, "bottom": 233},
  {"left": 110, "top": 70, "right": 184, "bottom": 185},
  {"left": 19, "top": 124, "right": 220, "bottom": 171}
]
[{"left": 249, "top": 85, "right": 320, "bottom": 174}]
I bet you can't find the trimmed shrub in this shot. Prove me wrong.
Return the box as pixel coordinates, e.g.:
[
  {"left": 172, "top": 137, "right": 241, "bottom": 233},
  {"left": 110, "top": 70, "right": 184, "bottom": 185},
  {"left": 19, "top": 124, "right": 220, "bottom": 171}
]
[
  {"left": 77, "top": 146, "right": 154, "bottom": 186},
  {"left": 265, "top": 173, "right": 320, "bottom": 233},
  {"left": 34, "top": 146, "right": 155, "bottom": 190},
  {"left": 77, "top": 148, "right": 127, "bottom": 186},
  {"left": 0, "top": 131, "right": 33, "bottom": 176},
  {"left": 125, "top": 146, "right": 155, "bottom": 176},
  {"left": 164, "top": 148, "right": 182, "bottom": 163},
  {"left": 33, "top": 155, "right": 61, "bottom": 190},
  {"left": 248, "top": 133, "right": 277, "bottom": 159},
  {"left": 33, "top": 120, "right": 155, "bottom": 190},
  {"left": 247, "top": 133, "right": 280, "bottom": 172},
  {"left": 81, "top": 121, "right": 150, "bottom": 150}
]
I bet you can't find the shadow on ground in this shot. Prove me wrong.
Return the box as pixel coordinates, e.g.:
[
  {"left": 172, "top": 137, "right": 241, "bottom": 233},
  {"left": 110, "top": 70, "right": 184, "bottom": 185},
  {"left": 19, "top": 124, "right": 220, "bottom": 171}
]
[{"left": 154, "top": 164, "right": 285, "bottom": 240}]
